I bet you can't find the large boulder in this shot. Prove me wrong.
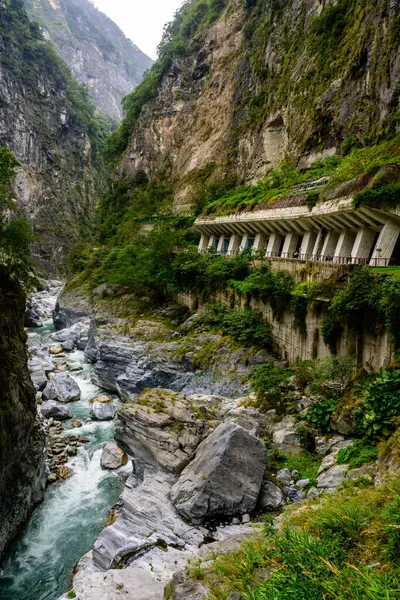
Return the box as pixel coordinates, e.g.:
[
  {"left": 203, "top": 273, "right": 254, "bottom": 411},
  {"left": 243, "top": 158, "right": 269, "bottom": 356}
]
[
  {"left": 25, "top": 282, "right": 62, "bottom": 328},
  {"left": 100, "top": 443, "right": 128, "bottom": 469},
  {"left": 24, "top": 301, "right": 43, "bottom": 327},
  {"left": 41, "top": 401, "right": 72, "bottom": 421},
  {"left": 42, "top": 373, "right": 81, "bottom": 403},
  {"left": 115, "top": 390, "right": 210, "bottom": 473},
  {"left": 171, "top": 422, "right": 266, "bottom": 522},
  {"left": 51, "top": 320, "right": 90, "bottom": 346},
  {"left": 90, "top": 402, "right": 116, "bottom": 421},
  {"left": 53, "top": 304, "right": 88, "bottom": 331},
  {"left": 116, "top": 358, "right": 191, "bottom": 400},
  {"left": 92, "top": 470, "right": 206, "bottom": 571}
]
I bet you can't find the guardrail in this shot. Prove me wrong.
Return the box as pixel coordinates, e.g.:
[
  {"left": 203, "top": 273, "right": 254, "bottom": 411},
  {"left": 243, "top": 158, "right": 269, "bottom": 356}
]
[{"left": 199, "top": 248, "right": 398, "bottom": 267}]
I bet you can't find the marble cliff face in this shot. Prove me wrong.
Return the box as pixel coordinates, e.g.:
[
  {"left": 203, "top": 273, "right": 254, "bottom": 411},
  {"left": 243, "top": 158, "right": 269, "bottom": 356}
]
[
  {"left": 0, "top": 274, "right": 46, "bottom": 559},
  {"left": 119, "top": 0, "right": 400, "bottom": 213},
  {"left": 24, "top": 0, "right": 153, "bottom": 121}
]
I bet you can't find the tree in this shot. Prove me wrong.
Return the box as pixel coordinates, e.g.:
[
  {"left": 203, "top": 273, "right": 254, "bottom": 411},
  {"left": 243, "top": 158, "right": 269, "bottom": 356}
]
[{"left": 0, "top": 148, "right": 36, "bottom": 286}]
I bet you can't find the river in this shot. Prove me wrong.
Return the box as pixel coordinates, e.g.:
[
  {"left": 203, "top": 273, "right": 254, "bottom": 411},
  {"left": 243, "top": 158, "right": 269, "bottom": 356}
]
[{"left": 0, "top": 320, "right": 126, "bottom": 600}]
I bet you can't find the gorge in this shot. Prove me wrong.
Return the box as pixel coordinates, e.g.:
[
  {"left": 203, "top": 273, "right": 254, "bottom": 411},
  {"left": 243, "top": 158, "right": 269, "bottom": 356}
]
[{"left": 1, "top": 1, "right": 400, "bottom": 599}]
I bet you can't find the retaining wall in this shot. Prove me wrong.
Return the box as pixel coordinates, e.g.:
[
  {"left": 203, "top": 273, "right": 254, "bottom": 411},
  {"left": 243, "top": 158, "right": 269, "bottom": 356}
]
[{"left": 177, "top": 291, "right": 393, "bottom": 371}]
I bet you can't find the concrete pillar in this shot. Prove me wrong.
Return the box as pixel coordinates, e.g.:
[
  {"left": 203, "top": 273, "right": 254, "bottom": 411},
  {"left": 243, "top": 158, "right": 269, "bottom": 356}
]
[
  {"left": 311, "top": 230, "right": 324, "bottom": 259},
  {"left": 321, "top": 230, "right": 340, "bottom": 260},
  {"left": 370, "top": 221, "right": 400, "bottom": 267},
  {"left": 266, "top": 232, "right": 284, "bottom": 257},
  {"left": 351, "top": 227, "right": 376, "bottom": 264},
  {"left": 253, "top": 232, "right": 268, "bottom": 251},
  {"left": 300, "top": 231, "right": 317, "bottom": 259},
  {"left": 333, "top": 230, "right": 356, "bottom": 263},
  {"left": 208, "top": 235, "right": 216, "bottom": 250},
  {"left": 227, "top": 233, "right": 242, "bottom": 256},
  {"left": 239, "top": 234, "right": 249, "bottom": 251},
  {"left": 198, "top": 233, "right": 210, "bottom": 253},
  {"left": 217, "top": 236, "right": 225, "bottom": 253},
  {"left": 281, "top": 232, "right": 299, "bottom": 258}
]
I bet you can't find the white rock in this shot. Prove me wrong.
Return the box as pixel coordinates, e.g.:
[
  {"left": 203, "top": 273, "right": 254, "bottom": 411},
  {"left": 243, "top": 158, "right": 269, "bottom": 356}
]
[
  {"left": 258, "top": 480, "right": 283, "bottom": 510},
  {"left": 100, "top": 443, "right": 128, "bottom": 469},
  {"left": 90, "top": 402, "right": 116, "bottom": 421},
  {"left": 42, "top": 373, "right": 81, "bottom": 403},
  {"left": 317, "top": 465, "right": 348, "bottom": 489}
]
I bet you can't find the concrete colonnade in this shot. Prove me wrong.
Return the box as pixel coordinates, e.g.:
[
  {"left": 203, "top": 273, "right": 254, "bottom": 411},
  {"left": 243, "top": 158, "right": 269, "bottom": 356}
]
[{"left": 198, "top": 219, "right": 400, "bottom": 266}]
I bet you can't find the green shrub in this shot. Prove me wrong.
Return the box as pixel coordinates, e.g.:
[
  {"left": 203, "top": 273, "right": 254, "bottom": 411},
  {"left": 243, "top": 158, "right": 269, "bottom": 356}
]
[
  {"left": 290, "top": 294, "right": 308, "bottom": 335},
  {"left": 306, "top": 356, "right": 355, "bottom": 396},
  {"left": 337, "top": 439, "right": 378, "bottom": 468},
  {"left": 0, "top": 148, "right": 35, "bottom": 287},
  {"left": 354, "top": 182, "right": 400, "bottom": 210},
  {"left": 305, "top": 191, "right": 319, "bottom": 211},
  {"left": 381, "top": 495, "right": 400, "bottom": 565},
  {"left": 284, "top": 452, "right": 321, "bottom": 486},
  {"left": 250, "top": 363, "right": 291, "bottom": 399},
  {"left": 293, "top": 360, "right": 315, "bottom": 388},
  {"left": 231, "top": 264, "right": 295, "bottom": 321},
  {"left": 203, "top": 304, "right": 273, "bottom": 348},
  {"left": 306, "top": 397, "right": 337, "bottom": 433},
  {"left": 314, "top": 502, "right": 370, "bottom": 549},
  {"left": 362, "top": 369, "right": 400, "bottom": 438}
]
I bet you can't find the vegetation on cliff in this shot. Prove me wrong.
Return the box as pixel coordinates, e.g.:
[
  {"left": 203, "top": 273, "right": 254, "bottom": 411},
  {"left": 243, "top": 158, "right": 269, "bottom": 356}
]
[
  {"left": 100, "top": 0, "right": 400, "bottom": 221},
  {"left": 24, "top": 0, "right": 153, "bottom": 121},
  {"left": 0, "top": 0, "right": 111, "bottom": 163},
  {"left": 0, "top": 148, "right": 35, "bottom": 287},
  {"left": 198, "top": 136, "right": 400, "bottom": 216},
  {"left": 105, "top": 0, "right": 229, "bottom": 163}
]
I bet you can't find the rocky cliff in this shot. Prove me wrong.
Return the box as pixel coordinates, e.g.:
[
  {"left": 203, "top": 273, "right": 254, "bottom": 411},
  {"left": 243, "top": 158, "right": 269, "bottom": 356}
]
[
  {"left": 0, "top": 270, "right": 46, "bottom": 559},
  {"left": 0, "top": 0, "right": 107, "bottom": 276},
  {"left": 24, "top": 0, "right": 153, "bottom": 121},
  {"left": 113, "top": 0, "right": 400, "bottom": 213}
]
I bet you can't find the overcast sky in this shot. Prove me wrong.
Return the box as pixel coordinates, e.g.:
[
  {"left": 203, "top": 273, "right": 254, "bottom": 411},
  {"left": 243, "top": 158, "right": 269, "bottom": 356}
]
[{"left": 92, "top": 0, "right": 184, "bottom": 59}]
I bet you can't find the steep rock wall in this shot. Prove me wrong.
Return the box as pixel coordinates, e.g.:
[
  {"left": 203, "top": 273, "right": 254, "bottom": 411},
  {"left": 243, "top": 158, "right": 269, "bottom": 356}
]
[
  {"left": 0, "top": 272, "right": 46, "bottom": 559},
  {"left": 24, "top": 0, "right": 153, "bottom": 121},
  {"left": 0, "top": 0, "right": 104, "bottom": 276},
  {"left": 119, "top": 0, "right": 400, "bottom": 213}
]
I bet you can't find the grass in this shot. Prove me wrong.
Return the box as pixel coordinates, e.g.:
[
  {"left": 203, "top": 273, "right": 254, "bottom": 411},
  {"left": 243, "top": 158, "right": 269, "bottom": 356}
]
[
  {"left": 369, "top": 267, "right": 400, "bottom": 278},
  {"left": 284, "top": 453, "right": 321, "bottom": 486},
  {"left": 337, "top": 439, "right": 378, "bottom": 469},
  {"left": 195, "top": 477, "right": 400, "bottom": 600},
  {"left": 200, "top": 136, "right": 400, "bottom": 216},
  {"left": 263, "top": 448, "right": 321, "bottom": 487},
  {"left": 202, "top": 159, "right": 340, "bottom": 216}
]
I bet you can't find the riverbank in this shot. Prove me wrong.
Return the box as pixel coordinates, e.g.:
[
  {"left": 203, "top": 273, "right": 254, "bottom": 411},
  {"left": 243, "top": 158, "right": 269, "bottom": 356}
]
[
  {"left": 2, "top": 282, "right": 399, "bottom": 600},
  {"left": 0, "top": 284, "right": 128, "bottom": 600}
]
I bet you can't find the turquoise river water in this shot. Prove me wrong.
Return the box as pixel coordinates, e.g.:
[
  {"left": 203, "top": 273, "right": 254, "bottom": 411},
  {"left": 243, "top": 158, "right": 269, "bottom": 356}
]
[{"left": 0, "top": 321, "right": 126, "bottom": 600}]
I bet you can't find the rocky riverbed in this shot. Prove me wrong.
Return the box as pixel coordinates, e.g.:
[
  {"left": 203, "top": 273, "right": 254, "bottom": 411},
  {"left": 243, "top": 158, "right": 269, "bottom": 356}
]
[{"left": 0, "top": 283, "right": 364, "bottom": 600}]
